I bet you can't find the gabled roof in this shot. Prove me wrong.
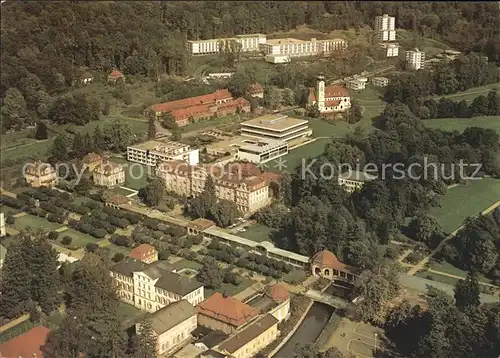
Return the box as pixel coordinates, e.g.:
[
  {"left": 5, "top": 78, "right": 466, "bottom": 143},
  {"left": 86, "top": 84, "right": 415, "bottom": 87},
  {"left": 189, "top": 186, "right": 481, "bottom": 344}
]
[
  {"left": 82, "top": 152, "right": 103, "bottom": 164},
  {"left": 147, "top": 300, "right": 196, "bottom": 335},
  {"left": 310, "top": 85, "right": 350, "bottom": 101},
  {"left": 150, "top": 89, "right": 233, "bottom": 114},
  {"left": 106, "top": 194, "right": 131, "bottom": 206},
  {"left": 111, "top": 257, "right": 147, "bottom": 277},
  {"left": 155, "top": 270, "right": 203, "bottom": 296},
  {"left": 198, "top": 293, "right": 259, "bottom": 328},
  {"left": 129, "top": 244, "right": 157, "bottom": 261},
  {"left": 247, "top": 82, "right": 264, "bottom": 94},
  {"left": 94, "top": 161, "right": 123, "bottom": 175},
  {"left": 0, "top": 325, "right": 50, "bottom": 358},
  {"left": 188, "top": 218, "right": 216, "bottom": 231}
]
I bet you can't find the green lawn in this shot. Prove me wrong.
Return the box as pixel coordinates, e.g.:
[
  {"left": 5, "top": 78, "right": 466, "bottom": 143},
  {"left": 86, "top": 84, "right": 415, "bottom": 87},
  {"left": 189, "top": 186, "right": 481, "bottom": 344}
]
[
  {"left": 117, "top": 301, "right": 148, "bottom": 328},
  {"left": 283, "top": 269, "right": 308, "bottom": 284},
  {"left": 0, "top": 206, "right": 19, "bottom": 216},
  {"left": 171, "top": 259, "right": 203, "bottom": 271},
  {"left": 237, "top": 224, "right": 278, "bottom": 243},
  {"left": 107, "top": 186, "right": 136, "bottom": 197},
  {"left": 12, "top": 214, "right": 64, "bottom": 232},
  {"left": 430, "top": 178, "right": 500, "bottom": 233},
  {"left": 205, "top": 277, "right": 255, "bottom": 298},
  {"left": 415, "top": 270, "right": 459, "bottom": 286},
  {"left": 429, "top": 83, "right": 499, "bottom": 102},
  {"left": 103, "top": 243, "right": 132, "bottom": 258},
  {"left": 429, "top": 260, "right": 493, "bottom": 284},
  {"left": 270, "top": 138, "right": 329, "bottom": 173},
  {"left": 110, "top": 157, "right": 151, "bottom": 190},
  {"left": 424, "top": 116, "right": 500, "bottom": 133},
  {"left": 58, "top": 229, "right": 97, "bottom": 248}
]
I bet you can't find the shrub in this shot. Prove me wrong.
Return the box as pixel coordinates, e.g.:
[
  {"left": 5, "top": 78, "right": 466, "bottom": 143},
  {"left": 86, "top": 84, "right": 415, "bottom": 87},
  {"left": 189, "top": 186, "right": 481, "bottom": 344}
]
[
  {"left": 158, "top": 250, "right": 170, "bottom": 260},
  {"left": 86, "top": 243, "right": 99, "bottom": 253},
  {"left": 47, "top": 213, "right": 60, "bottom": 222},
  {"left": 61, "top": 236, "right": 73, "bottom": 245},
  {"left": 92, "top": 228, "right": 107, "bottom": 238},
  {"left": 6, "top": 215, "right": 15, "bottom": 224},
  {"left": 48, "top": 231, "right": 59, "bottom": 240},
  {"left": 111, "top": 235, "right": 133, "bottom": 247},
  {"left": 112, "top": 253, "right": 125, "bottom": 263}
]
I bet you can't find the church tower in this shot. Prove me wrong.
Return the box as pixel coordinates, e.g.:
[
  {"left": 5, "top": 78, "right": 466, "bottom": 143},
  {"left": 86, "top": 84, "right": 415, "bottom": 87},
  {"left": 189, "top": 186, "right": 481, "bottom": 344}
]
[{"left": 316, "top": 75, "right": 325, "bottom": 112}]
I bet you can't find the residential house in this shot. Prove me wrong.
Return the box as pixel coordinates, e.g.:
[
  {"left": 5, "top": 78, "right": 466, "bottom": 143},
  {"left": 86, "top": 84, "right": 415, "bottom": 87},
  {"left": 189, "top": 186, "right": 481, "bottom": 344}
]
[
  {"left": 137, "top": 299, "right": 197, "bottom": 356},
  {"left": 246, "top": 83, "right": 264, "bottom": 99},
  {"left": 372, "top": 77, "right": 389, "bottom": 87},
  {"left": 108, "top": 69, "right": 125, "bottom": 84},
  {"left": 110, "top": 258, "right": 204, "bottom": 312},
  {"left": 129, "top": 244, "right": 158, "bottom": 264},
  {"left": 374, "top": 14, "right": 396, "bottom": 41},
  {"left": 24, "top": 161, "right": 58, "bottom": 188},
  {"left": 0, "top": 325, "right": 50, "bottom": 358},
  {"left": 308, "top": 76, "right": 351, "bottom": 114},
  {"left": 197, "top": 292, "right": 259, "bottom": 334},
  {"left": 337, "top": 170, "right": 377, "bottom": 193},
  {"left": 213, "top": 314, "right": 279, "bottom": 358},
  {"left": 93, "top": 160, "right": 125, "bottom": 187},
  {"left": 82, "top": 152, "right": 104, "bottom": 172},
  {"left": 266, "top": 284, "right": 291, "bottom": 322},
  {"left": 80, "top": 72, "right": 94, "bottom": 85}
]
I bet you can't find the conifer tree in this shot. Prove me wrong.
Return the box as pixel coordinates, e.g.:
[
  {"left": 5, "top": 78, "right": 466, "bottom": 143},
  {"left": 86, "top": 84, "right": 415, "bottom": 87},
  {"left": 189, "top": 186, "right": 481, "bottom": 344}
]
[{"left": 134, "top": 318, "right": 157, "bottom": 358}]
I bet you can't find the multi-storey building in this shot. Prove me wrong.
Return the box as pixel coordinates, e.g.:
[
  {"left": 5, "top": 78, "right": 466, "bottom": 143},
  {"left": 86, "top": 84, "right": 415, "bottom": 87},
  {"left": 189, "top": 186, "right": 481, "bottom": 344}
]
[
  {"left": 372, "top": 77, "right": 389, "bottom": 87},
  {"left": 240, "top": 114, "right": 312, "bottom": 143},
  {"left": 308, "top": 75, "right": 351, "bottom": 114},
  {"left": 260, "top": 37, "right": 347, "bottom": 58},
  {"left": 127, "top": 140, "right": 199, "bottom": 167},
  {"left": 374, "top": 14, "right": 396, "bottom": 41},
  {"left": 337, "top": 170, "right": 377, "bottom": 193},
  {"left": 110, "top": 258, "right": 204, "bottom": 313},
  {"left": 137, "top": 300, "right": 197, "bottom": 356},
  {"left": 236, "top": 138, "right": 289, "bottom": 164},
  {"left": 156, "top": 160, "right": 273, "bottom": 215},
  {"left": 0, "top": 244, "right": 6, "bottom": 269},
  {"left": 0, "top": 213, "right": 5, "bottom": 238},
  {"left": 24, "top": 161, "right": 58, "bottom": 188},
  {"left": 81, "top": 152, "right": 104, "bottom": 172},
  {"left": 187, "top": 34, "right": 267, "bottom": 55},
  {"left": 128, "top": 244, "right": 158, "bottom": 264},
  {"left": 149, "top": 89, "right": 250, "bottom": 126},
  {"left": 379, "top": 42, "right": 399, "bottom": 57},
  {"left": 405, "top": 48, "right": 426, "bottom": 70},
  {"left": 93, "top": 160, "right": 125, "bottom": 188}
]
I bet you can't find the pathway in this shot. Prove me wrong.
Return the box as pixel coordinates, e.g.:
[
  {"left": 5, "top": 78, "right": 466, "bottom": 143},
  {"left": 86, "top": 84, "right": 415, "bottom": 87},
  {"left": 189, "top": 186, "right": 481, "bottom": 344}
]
[
  {"left": 12, "top": 212, "right": 26, "bottom": 218},
  {"left": 407, "top": 200, "right": 500, "bottom": 276},
  {"left": 426, "top": 269, "right": 498, "bottom": 288},
  {"left": 118, "top": 186, "right": 138, "bottom": 198},
  {"left": 0, "top": 187, "right": 17, "bottom": 198},
  {"left": 397, "top": 249, "right": 413, "bottom": 264}
]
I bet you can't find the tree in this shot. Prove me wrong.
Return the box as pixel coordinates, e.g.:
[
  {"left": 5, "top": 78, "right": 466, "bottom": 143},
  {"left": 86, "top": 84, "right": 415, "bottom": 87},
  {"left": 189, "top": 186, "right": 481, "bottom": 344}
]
[
  {"left": 160, "top": 113, "right": 178, "bottom": 130},
  {"left": 138, "top": 177, "right": 165, "bottom": 207},
  {"left": 407, "top": 214, "right": 443, "bottom": 247},
  {"left": 148, "top": 115, "right": 156, "bottom": 140},
  {"left": 51, "top": 133, "right": 71, "bottom": 162},
  {"left": 102, "top": 99, "right": 111, "bottom": 115},
  {"left": 93, "top": 126, "right": 106, "bottom": 152},
  {"left": 454, "top": 271, "right": 480, "bottom": 311},
  {"left": 1, "top": 87, "right": 30, "bottom": 130},
  {"left": 281, "top": 88, "right": 296, "bottom": 106},
  {"left": 35, "top": 121, "right": 49, "bottom": 140},
  {"left": 468, "top": 95, "right": 488, "bottom": 116},
  {"left": 34, "top": 90, "right": 52, "bottom": 120},
  {"left": 72, "top": 132, "right": 85, "bottom": 158},
  {"left": 134, "top": 319, "right": 157, "bottom": 358},
  {"left": 102, "top": 119, "right": 134, "bottom": 152},
  {"left": 264, "top": 86, "right": 282, "bottom": 110},
  {"left": 211, "top": 199, "right": 241, "bottom": 227},
  {"left": 197, "top": 261, "right": 223, "bottom": 289},
  {"left": 348, "top": 101, "right": 362, "bottom": 123}
]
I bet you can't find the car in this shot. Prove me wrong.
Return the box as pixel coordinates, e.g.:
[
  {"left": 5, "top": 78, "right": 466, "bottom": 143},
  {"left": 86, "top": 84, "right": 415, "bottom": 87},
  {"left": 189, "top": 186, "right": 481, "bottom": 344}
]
[{"left": 236, "top": 228, "right": 246, "bottom": 232}]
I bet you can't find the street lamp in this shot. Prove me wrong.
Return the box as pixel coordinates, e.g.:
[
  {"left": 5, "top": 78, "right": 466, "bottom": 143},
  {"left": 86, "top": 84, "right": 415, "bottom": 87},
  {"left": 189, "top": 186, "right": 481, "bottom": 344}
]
[{"left": 374, "top": 333, "right": 378, "bottom": 351}]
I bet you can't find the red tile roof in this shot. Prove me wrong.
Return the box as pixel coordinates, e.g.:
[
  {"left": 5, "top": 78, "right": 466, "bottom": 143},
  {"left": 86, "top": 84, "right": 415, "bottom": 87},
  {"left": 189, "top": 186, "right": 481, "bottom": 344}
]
[
  {"left": 325, "top": 100, "right": 341, "bottom": 107},
  {"left": 197, "top": 292, "right": 259, "bottom": 327},
  {"left": 0, "top": 325, "right": 50, "bottom": 358},
  {"left": 82, "top": 152, "right": 103, "bottom": 164},
  {"left": 151, "top": 89, "right": 233, "bottom": 114},
  {"left": 109, "top": 70, "right": 124, "bottom": 78},
  {"left": 310, "top": 85, "right": 350, "bottom": 101},
  {"left": 188, "top": 218, "right": 216, "bottom": 231},
  {"left": 247, "top": 82, "right": 264, "bottom": 94},
  {"left": 129, "top": 244, "right": 157, "bottom": 261},
  {"left": 311, "top": 249, "right": 348, "bottom": 271},
  {"left": 266, "top": 283, "right": 289, "bottom": 302},
  {"left": 106, "top": 195, "right": 130, "bottom": 206}
]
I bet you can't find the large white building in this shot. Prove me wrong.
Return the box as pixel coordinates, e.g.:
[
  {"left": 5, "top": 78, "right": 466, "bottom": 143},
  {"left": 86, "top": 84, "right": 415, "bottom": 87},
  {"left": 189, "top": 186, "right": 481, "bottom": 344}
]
[
  {"left": 187, "top": 34, "right": 266, "bottom": 55},
  {"left": 405, "top": 49, "right": 426, "bottom": 70},
  {"left": 374, "top": 14, "right": 396, "bottom": 41},
  {"left": 240, "top": 114, "right": 312, "bottom": 144},
  {"left": 308, "top": 75, "right": 351, "bottom": 114},
  {"left": 127, "top": 140, "right": 199, "bottom": 166},
  {"left": 379, "top": 42, "right": 399, "bottom": 57},
  {"left": 260, "top": 37, "right": 347, "bottom": 58},
  {"left": 236, "top": 138, "right": 289, "bottom": 164},
  {"left": 0, "top": 213, "right": 5, "bottom": 237}
]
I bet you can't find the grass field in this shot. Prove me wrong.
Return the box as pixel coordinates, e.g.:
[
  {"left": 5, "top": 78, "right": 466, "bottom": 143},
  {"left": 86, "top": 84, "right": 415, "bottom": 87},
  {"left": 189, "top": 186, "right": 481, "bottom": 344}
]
[
  {"left": 236, "top": 224, "right": 278, "bottom": 243},
  {"left": 171, "top": 259, "right": 203, "bottom": 271},
  {"left": 424, "top": 115, "right": 500, "bottom": 133},
  {"left": 111, "top": 157, "right": 151, "bottom": 190},
  {"left": 430, "top": 178, "right": 500, "bottom": 233},
  {"left": 0, "top": 206, "right": 19, "bottom": 216},
  {"left": 415, "top": 270, "right": 459, "bottom": 286},
  {"left": 58, "top": 229, "right": 97, "bottom": 248},
  {"left": 205, "top": 277, "right": 255, "bottom": 298},
  {"left": 118, "top": 301, "right": 147, "bottom": 328},
  {"left": 107, "top": 186, "right": 136, "bottom": 197},
  {"left": 429, "top": 260, "right": 493, "bottom": 284},
  {"left": 12, "top": 214, "right": 64, "bottom": 232},
  {"left": 270, "top": 138, "right": 330, "bottom": 173},
  {"left": 429, "top": 83, "right": 499, "bottom": 102}
]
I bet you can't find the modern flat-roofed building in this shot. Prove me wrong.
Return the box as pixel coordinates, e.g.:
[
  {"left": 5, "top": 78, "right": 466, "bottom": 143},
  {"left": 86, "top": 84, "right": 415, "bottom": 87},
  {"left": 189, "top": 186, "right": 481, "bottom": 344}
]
[
  {"left": 372, "top": 77, "right": 389, "bottom": 87},
  {"left": 240, "top": 114, "right": 312, "bottom": 143},
  {"left": 405, "top": 49, "right": 426, "bottom": 70},
  {"left": 374, "top": 14, "right": 396, "bottom": 41},
  {"left": 338, "top": 170, "right": 377, "bottom": 193},
  {"left": 260, "top": 37, "right": 346, "bottom": 58},
  {"left": 379, "top": 42, "right": 399, "bottom": 57},
  {"left": 237, "top": 138, "right": 288, "bottom": 164},
  {"left": 127, "top": 140, "right": 199, "bottom": 166},
  {"left": 187, "top": 34, "right": 266, "bottom": 56},
  {"left": 265, "top": 54, "right": 291, "bottom": 64}
]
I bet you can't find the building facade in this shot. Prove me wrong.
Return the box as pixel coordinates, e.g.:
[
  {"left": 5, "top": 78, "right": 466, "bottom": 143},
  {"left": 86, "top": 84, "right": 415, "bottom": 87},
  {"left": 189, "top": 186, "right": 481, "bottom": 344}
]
[
  {"left": 82, "top": 152, "right": 104, "bottom": 172},
  {"left": 127, "top": 140, "right": 200, "bottom": 167},
  {"left": 338, "top": 170, "right": 377, "bottom": 193},
  {"left": 24, "top": 161, "right": 58, "bottom": 188},
  {"left": 156, "top": 161, "right": 273, "bottom": 215},
  {"left": 405, "top": 49, "right": 426, "bottom": 70},
  {"left": 0, "top": 244, "right": 6, "bottom": 269},
  {"left": 129, "top": 244, "right": 158, "bottom": 264},
  {"left": 260, "top": 37, "right": 347, "bottom": 58},
  {"left": 374, "top": 14, "right": 396, "bottom": 41},
  {"left": 240, "top": 114, "right": 312, "bottom": 143},
  {"left": 0, "top": 213, "right": 5, "bottom": 238},
  {"left": 345, "top": 77, "right": 367, "bottom": 91},
  {"left": 187, "top": 34, "right": 266, "bottom": 55},
  {"left": 138, "top": 300, "right": 197, "bottom": 356},
  {"left": 308, "top": 76, "right": 351, "bottom": 114},
  {"left": 379, "top": 42, "right": 399, "bottom": 57},
  {"left": 311, "top": 249, "right": 359, "bottom": 283},
  {"left": 236, "top": 139, "right": 289, "bottom": 164},
  {"left": 110, "top": 258, "right": 204, "bottom": 313},
  {"left": 93, "top": 161, "right": 125, "bottom": 188},
  {"left": 372, "top": 77, "right": 389, "bottom": 87}
]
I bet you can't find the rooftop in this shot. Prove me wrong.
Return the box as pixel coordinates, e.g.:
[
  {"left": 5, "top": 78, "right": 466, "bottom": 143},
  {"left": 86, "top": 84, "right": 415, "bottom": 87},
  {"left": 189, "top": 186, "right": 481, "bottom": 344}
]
[
  {"left": 188, "top": 218, "right": 216, "bottom": 231},
  {"left": 198, "top": 292, "right": 259, "bottom": 328},
  {"left": 82, "top": 152, "right": 103, "bottom": 164},
  {"left": 338, "top": 170, "right": 377, "bottom": 182},
  {"left": 130, "top": 140, "right": 190, "bottom": 152},
  {"left": 217, "top": 314, "right": 279, "bottom": 354},
  {"left": 239, "top": 138, "right": 288, "bottom": 154},
  {"left": 0, "top": 325, "right": 50, "bottom": 358},
  {"left": 94, "top": 161, "right": 124, "bottom": 175},
  {"left": 241, "top": 114, "right": 308, "bottom": 132},
  {"left": 150, "top": 89, "right": 233, "bottom": 114},
  {"left": 128, "top": 244, "right": 157, "bottom": 261},
  {"left": 148, "top": 299, "right": 196, "bottom": 335},
  {"left": 106, "top": 194, "right": 131, "bottom": 206}
]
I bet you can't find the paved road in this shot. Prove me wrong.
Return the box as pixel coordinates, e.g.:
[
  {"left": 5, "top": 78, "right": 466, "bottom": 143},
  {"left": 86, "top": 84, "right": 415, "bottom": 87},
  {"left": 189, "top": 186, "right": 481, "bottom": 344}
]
[{"left": 399, "top": 274, "right": 499, "bottom": 303}]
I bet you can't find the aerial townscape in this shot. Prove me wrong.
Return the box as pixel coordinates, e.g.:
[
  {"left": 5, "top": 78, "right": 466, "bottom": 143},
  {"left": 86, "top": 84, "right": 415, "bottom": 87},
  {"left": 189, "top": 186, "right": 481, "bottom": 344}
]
[{"left": 1, "top": 2, "right": 500, "bottom": 358}]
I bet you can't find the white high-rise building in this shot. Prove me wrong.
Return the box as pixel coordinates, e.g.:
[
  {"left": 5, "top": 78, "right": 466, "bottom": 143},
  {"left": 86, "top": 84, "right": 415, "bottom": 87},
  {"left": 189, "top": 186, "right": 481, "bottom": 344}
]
[
  {"left": 0, "top": 213, "right": 5, "bottom": 237},
  {"left": 405, "top": 49, "right": 426, "bottom": 70},
  {"left": 375, "top": 14, "right": 396, "bottom": 42}
]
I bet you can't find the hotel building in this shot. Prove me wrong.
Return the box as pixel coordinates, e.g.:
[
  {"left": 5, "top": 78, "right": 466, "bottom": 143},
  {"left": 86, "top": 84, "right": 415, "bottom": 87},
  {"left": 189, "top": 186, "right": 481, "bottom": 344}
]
[
  {"left": 93, "top": 160, "right": 125, "bottom": 188},
  {"left": 240, "top": 114, "right": 312, "bottom": 144},
  {"left": 374, "top": 14, "right": 396, "bottom": 41},
  {"left": 405, "top": 49, "right": 426, "bottom": 70},
  {"left": 110, "top": 258, "right": 204, "bottom": 313},
  {"left": 236, "top": 138, "right": 289, "bottom": 164},
  {"left": 127, "top": 140, "right": 200, "bottom": 166},
  {"left": 260, "top": 37, "right": 347, "bottom": 58},
  {"left": 156, "top": 160, "right": 273, "bottom": 215},
  {"left": 308, "top": 75, "right": 351, "bottom": 114},
  {"left": 24, "top": 161, "right": 58, "bottom": 188},
  {"left": 187, "top": 34, "right": 267, "bottom": 56}
]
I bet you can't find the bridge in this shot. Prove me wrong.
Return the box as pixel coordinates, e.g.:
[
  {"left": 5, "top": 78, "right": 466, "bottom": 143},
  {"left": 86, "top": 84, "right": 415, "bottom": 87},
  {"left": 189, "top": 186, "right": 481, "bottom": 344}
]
[{"left": 305, "top": 289, "right": 348, "bottom": 308}]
